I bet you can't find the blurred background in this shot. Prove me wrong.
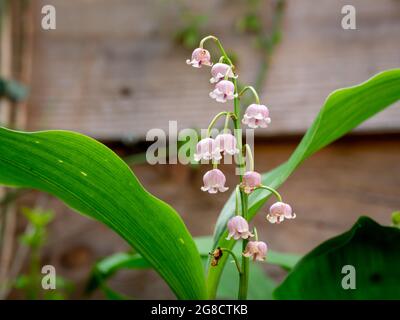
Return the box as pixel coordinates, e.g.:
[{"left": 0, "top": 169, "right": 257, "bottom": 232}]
[{"left": 0, "top": 0, "right": 399, "bottom": 299}]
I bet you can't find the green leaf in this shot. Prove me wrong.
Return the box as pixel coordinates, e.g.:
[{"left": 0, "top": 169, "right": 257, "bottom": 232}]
[
  {"left": 99, "top": 284, "right": 130, "bottom": 300},
  {"left": 208, "top": 69, "right": 400, "bottom": 298},
  {"left": 267, "top": 251, "right": 301, "bottom": 271},
  {"left": 0, "top": 128, "right": 206, "bottom": 300},
  {"left": 274, "top": 216, "right": 400, "bottom": 299},
  {"left": 86, "top": 252, "right": 151, "bottom": 294}
]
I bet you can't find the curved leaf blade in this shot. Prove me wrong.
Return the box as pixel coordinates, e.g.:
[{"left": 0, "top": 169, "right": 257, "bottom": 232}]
[
  {"left": 0, "top": 128, "right": 207, "bottom": 299},
  {"left": 274, "top": 217, "right": 400, "bottom": 299},
  {"left": 208, "top": 69, "right": 400, "bottom": 297}
]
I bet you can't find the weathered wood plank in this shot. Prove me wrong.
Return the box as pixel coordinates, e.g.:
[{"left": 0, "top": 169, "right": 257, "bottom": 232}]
[{"left": 28, "top": 0, "right": 400, "bottom": 139}]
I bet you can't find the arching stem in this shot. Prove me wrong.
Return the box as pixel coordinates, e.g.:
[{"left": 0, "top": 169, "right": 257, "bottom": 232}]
[
  {"left": 221, "top": 248, "right": 242, "bottom": 274},
  {"left": 207, "top": 111, "right": 229, "bottom": 137},
  {"left": 244, "top": 144, "right": 254, "bottom": 172},
  {"left": 258, "top": 185, "right": 283, "bottom": 202},
  {"left": 235, "top": 185, "right": 241, "bottom": 216},
  {"left": 238, "top": 86, "right": 260, "bottom": 104}
]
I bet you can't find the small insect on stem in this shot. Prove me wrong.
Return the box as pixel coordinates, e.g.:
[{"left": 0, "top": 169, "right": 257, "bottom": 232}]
[{"left": 209, "top": 247, "right": 224, "bottom": 266}]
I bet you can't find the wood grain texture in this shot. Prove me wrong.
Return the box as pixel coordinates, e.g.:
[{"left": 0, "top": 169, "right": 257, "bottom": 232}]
[{"left": 27, "top": 0, "right": 400, "bottom": 139}]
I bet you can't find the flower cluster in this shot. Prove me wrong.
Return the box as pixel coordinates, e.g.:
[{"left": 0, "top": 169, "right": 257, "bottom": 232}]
[{"left": 186, "top": 36, "right": 296, "bottom": 266}]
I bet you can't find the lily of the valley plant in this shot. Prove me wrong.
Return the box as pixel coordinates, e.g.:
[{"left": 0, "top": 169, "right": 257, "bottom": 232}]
[{"left": 187, "top": 35, "right": 296, "bottom": 299}]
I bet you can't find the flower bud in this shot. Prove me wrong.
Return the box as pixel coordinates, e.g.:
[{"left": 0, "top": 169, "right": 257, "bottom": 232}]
[
  {"left": 267, "top": 202, "right": 296, "bottom": 224},
  {"left": 243, "top": 241, "right": 267, "bottom": 261},
  {"left": 186, "top": 48, "right": 212, "bottom": 68},
  {"left": 201, "top": 169, "right": 229, "bottom": 194},
  {"left": 242, "top": 104, "right": 271, "bottom": 128},
  {"left": 209, "top": 80, "right": 236, "bottom": 103},
  {"left": 226, "top": 216, "right": 254, "bottom": 240}
]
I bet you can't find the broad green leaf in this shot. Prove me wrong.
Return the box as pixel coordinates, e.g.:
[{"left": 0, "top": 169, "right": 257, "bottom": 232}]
[
  {"left": 274, "top": 217, "right": 400, "bottom": 299},
  {"left": 0, "top": 128, "right": 206, "bottom": 300},
  {"left": 208, "top": 69, "right": 400, "bottom": 298},
  {"left": 267, "top": 251, "right": 301, "bottom": 271}
]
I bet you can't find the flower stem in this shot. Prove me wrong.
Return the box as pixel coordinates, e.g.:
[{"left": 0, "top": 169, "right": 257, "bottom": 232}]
[
  {"left": 224, "top": 113, "right": 231, "bottom": 133},
  {"left": 207, "top": 111, "right": 228, "bottom": 136},
  {"left": 200, "top": 35, "right": 233, "bottom": 66},
  {"left": 244, "top": 144, "right": 254, "bottom": 172},
  {"left": 206, "top": 36, "right": 249, "bottom": 300},
  {"left": 238, "top": 86, "right": 260, "bottom": 104},
  {"left": 233, "top": 70, "right": 249, "bottom": 301},
  {"left": 238, "top": 194, "right": 249, "bottom": 300},
  {"left": 258, "top": 185, "right": 283, "bottom": 202},
  {"left": 253, "top": 227, "right": 259, "bottom": 241},
  {"left": 235, "top": 185, "right": 241, "bottom": 215},
  {"left": 221, "top": 248, "right": 242, "bottom": 274}
]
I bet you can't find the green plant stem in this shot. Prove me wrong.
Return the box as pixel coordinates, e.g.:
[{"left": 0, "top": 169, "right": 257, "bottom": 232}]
[
  {"left": 238, "top": 86, "right": 260, "bottom": 104},
  {"left": 258, "top": 185, "right": 282, "bottom": 202},
  {"left": 244, "top": 144, "right": 254, "bottom": 172},
  {"left": 233, "top": 77, "right": 249, "bottom": 300},
  {"left": 232, "top": 63, "right": 250, "bottom": 301},
  {"left": 203, "top": 35, "right": 250, "bottom": 300},
  {"left": 253, "top": 227, "right": 258, "bottom": 241},
  {"left": 235, "top": 186, "right": 241, "bottom": 215},
  {"left": 224, "top": 113, "right": 231, "bottom": 133},
  {"left": 220, "top": 248, "right": 242, "bottom": 274},
  {"left": 238, "top": 195, "right": 249, "bottom": 300},
  {"left": 207, "top": 111, "right": 229, "bottom": 136}
]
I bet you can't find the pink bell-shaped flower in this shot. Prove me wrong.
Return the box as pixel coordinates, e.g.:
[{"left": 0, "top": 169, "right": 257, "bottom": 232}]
[
  {"left": 215, "top": 133, "right": 239, "bottom": 156},
  {"left": 242, "top": 104, "right": 271, "bottom": 128},
  {"left": 210, "top": 63, "right": 236, "bottom": 83},
  {"left": 267, "top": 202, "right": 296, "bottom": 224},
  {"left": 209, "top": 80, "right": 236, "bottom": 103},
  {"left": 201, "top": 169, "right": 229, "bottom": 194},
  {"left": 226, "top": 216, "right": 254, "bottom": 240},
  {"left": 186, "top": 48, "right": 212, "bottom": 68},
  {"left": 241, "top": 171, "right": 262, "bottom": 194},
  {"left": 243, "top": 241, "right": 268, "bottom": 261},
  {"left": 194, "top": 138, "right": 221, "bottom": 162}
]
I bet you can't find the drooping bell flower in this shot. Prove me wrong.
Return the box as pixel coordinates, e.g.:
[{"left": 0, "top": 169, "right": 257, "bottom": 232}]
[
  {"left": 266, "top": 202, "right": 296, "bottom": 224},
  {"left": 215, "top": 133, "right": 239, "bottom": 156},
  {"left": 209, "top": 80, "right": 236, "bottom": 103},
  {"left": 242, "top": 241, "right": 268, "bottom": 261},
  {"left": 186, "top": 48, "right": 212, "bottom": 68},
  {"left": 201, "top": 169, "right": 229, "bottom": 194},
  {"left": 226, "top": 216, "right": 254, "bottom": 240},
  {"left": 194, "top": 138, "right": 221, "bottom": 162},
  {"left": 210, "top": 63, "right": 236, "bottom": 83},
  {"left": 242, "top": 104, "right": 271, "bottom": 128},
  {"left": 241, "top": 171, "right": 262, "bottom": 194}
]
